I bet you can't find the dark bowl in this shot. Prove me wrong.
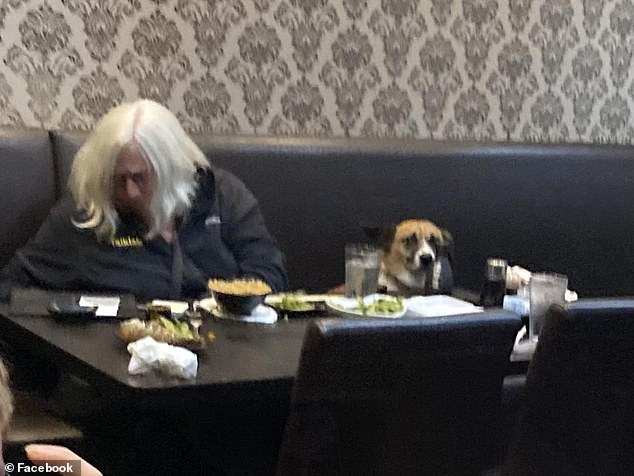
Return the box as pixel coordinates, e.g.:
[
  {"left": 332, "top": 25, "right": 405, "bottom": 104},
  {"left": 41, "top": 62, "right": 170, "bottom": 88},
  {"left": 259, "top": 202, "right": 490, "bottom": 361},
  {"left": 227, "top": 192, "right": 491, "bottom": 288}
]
[{"left": 213, "top": 291, "right": 266, "bottom": 316}]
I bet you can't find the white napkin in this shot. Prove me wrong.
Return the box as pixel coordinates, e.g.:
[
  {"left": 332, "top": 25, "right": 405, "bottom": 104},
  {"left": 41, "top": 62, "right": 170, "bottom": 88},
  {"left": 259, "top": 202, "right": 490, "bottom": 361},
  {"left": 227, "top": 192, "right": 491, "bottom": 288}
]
[
  {"left": 510, "top": 326, "right": 537, "bottom": 362},
  {"left": 78, "top": 295, "right": 120, "bottom": 317},
  {"left": 406, "top": 295, "right": 482, "bottom": 318},
  {"left": 127, "top": 336, "right": 198, "bottom": 379},
  {"left": 230, "top": 304, "right": 278, "bottom": 324},
  {"left": 197, "top": 298, "right": 277, "bottom": 324}
]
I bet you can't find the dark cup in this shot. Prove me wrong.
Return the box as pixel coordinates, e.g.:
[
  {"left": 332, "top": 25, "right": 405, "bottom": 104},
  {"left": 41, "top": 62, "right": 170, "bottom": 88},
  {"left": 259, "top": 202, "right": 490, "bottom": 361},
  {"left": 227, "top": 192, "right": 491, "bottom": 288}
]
[
  {"left": 479, "top": 258, "right": 508, "bottom": 307},
  {"left": 146, "top": 304, "right": 172, "bottom": 320},
  {"left": 213, "top": 291, "right": 265, "bottom": 316},
  {"left": 480, "top": 278, "right": 506, "bottom": 307}
]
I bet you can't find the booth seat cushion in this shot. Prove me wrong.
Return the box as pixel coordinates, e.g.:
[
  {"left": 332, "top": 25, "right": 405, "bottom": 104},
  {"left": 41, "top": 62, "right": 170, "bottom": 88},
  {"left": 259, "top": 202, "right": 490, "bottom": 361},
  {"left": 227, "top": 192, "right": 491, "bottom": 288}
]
[
  {"left": 50, "top": 131, "right": 634, "bottom": 295},
  {"left": 0, "top": 129, "right": 55, "bottom": 268}
]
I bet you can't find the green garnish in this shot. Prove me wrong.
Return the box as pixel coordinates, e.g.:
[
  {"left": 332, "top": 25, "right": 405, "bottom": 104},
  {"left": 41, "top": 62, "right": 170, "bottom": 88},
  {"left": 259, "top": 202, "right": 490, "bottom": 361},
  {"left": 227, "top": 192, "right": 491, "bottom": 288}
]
[
  {"left": 276, "top": 294, "right": 316, "bottom": 312},
  {"left": 355, "top": 297, "right": 404, "bottom": 315},
  {"left": 159, "top": 316, "right": 194, "bottom": 340}
]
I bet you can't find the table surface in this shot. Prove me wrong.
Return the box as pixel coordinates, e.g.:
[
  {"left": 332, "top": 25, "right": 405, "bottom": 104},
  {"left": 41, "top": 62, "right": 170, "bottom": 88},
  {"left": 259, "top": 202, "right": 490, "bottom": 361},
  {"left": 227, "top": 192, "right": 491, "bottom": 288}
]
[
  {"left": 0, "top": 291, "right": 529, "bottom": 399},
  {"left": 0, "top": 303, "right": 311, "bottom": 394}
]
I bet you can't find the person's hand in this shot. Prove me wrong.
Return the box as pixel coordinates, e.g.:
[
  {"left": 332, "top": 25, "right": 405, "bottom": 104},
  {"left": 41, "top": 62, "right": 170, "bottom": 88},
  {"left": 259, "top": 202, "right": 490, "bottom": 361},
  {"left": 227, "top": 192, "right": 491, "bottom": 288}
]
[{"left": 25, "top": 444, "right": 102, "bottom": 476}]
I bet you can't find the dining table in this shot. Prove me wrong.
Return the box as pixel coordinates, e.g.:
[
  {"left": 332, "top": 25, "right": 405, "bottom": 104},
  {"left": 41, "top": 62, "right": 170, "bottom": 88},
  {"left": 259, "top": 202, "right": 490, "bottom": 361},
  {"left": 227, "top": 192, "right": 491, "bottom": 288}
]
[
  {"left": 0, "top": 290, "right": 318, "bottom": 475},
  {"left": 0, "top": 288, "right": 530, "bottom": 475},
  {"left": 0, "top": 302, "right": 314, "bottom": 404},
  {"left": 0, "top": 289, "right": 530, "bottom": 403}
]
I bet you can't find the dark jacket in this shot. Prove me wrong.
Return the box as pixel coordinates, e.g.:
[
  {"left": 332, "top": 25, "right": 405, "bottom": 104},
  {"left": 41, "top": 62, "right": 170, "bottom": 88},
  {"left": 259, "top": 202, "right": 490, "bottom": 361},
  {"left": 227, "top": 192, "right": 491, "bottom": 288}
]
[{"left": 0, "top": 167, "right": 287, "bottom": 301}]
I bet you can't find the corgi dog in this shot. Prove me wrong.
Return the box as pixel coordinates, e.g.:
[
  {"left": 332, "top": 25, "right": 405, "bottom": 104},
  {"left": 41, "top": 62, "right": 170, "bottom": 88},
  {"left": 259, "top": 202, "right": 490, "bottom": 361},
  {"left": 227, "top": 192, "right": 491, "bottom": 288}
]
[{"left": 377, "top": 219, "right": 453, "bottom": 296}]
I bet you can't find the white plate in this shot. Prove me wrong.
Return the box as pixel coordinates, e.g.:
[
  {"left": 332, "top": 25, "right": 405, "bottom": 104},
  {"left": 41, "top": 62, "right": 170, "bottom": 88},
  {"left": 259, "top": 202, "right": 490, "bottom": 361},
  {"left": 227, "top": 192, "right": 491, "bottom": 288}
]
[
  {"left": 265, "top": 294, "right": 330, "bottom": 305},
  {"left": 197, "top": 297, "right": 277, "bottom": 324},
  {"left": 325, "top": 294, "right": 407, "bottom": 319}
]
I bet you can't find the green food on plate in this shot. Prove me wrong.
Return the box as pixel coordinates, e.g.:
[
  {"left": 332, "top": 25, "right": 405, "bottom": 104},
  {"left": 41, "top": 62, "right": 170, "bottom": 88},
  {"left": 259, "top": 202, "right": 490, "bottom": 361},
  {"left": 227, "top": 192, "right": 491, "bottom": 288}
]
[
  {"left": 275, "top": 294, "right": 316, "bottom": 312},
  {"left": 159, "top": 316, "right": 194, "bottom": 340},
  {"left": 356, "top": 297, "right": 404, "bottom": 315}
]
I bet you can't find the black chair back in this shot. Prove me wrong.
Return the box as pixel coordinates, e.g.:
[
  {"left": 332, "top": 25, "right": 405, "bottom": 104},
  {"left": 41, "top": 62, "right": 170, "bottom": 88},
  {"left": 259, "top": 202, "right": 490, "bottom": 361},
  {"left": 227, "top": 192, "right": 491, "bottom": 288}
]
[
  {"left": 276, "top": 311, "right": 522, "bottom": 476},
  {"left": 503, "top": 299, "right": 634, "bottom": 475}
]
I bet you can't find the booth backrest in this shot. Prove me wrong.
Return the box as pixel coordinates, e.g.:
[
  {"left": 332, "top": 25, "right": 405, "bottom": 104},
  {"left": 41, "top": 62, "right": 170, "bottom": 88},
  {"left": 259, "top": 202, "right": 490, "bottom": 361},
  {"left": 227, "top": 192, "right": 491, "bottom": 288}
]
[
  {"left": 2, "top": 128, "right": 633, "bottom": 295},
  {"left": 503, "top": 299, "right": 634, "bottom": 475},
  {"left": 277, "top": 311, "right": 522, "bottom": 475},
  {"left": 0, "top": 129, "right": 55, "bottom": 268}
]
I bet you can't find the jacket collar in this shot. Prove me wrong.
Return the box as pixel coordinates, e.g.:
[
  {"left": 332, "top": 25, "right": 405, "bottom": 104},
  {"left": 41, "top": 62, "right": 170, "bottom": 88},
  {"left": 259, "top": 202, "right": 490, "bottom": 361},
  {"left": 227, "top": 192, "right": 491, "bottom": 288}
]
[{"left": 184, "top": 166, "right": 217, "bottom": 224}]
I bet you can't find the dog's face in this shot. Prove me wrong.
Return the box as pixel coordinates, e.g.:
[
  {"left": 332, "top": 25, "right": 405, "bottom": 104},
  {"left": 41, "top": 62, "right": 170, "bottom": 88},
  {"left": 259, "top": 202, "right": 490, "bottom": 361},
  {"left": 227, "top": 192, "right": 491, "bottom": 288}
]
[
  {"left": 376, "top": 219, "right": 454, "bottom": 294},
  {"left": 388, "top": 220, "right": 446, "bottom": 272},
  {"left": 336, "top": 218, "right": 451, "bottom": 296}
]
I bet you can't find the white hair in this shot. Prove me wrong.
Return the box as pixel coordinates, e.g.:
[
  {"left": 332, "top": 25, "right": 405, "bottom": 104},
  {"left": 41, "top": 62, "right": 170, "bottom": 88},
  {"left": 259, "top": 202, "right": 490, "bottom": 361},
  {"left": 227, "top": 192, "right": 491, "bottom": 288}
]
[{"left": 69, "top": 99, "right": 209, "bottom": 241}]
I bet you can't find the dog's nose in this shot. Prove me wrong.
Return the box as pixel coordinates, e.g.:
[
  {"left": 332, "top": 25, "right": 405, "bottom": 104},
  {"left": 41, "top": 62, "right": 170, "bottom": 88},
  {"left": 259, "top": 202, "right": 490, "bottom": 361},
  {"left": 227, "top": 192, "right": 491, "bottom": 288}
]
[{"left": 420, "top": 255, "right": 433, "bottom": 267}]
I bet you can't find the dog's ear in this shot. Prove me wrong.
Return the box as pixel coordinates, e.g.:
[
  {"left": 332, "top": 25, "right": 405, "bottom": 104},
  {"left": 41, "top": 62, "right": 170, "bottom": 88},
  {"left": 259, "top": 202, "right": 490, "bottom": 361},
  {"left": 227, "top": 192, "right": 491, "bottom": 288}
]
[
  {"left": 440, "top": 228, "right": 454, "bottom": 263},
  {"left": 379, "top": 224, "right": 396, "bottom": 251},
  {"left": 360, "top": 222, "right": 396, "bottom": 252}
]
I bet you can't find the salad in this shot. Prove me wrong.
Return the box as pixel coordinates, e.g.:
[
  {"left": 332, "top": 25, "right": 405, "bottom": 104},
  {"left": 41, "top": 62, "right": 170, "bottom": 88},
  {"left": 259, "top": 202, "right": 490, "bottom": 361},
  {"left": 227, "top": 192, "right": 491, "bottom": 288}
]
[
  {"left": 356, "top": 296, "right": 404, "bottom": 316},
  {"left": 274, "top": 294, "right": 316, "bottom": 312},
  {"left": 325, "top": 294, "right": 407, "bottom": 318}
]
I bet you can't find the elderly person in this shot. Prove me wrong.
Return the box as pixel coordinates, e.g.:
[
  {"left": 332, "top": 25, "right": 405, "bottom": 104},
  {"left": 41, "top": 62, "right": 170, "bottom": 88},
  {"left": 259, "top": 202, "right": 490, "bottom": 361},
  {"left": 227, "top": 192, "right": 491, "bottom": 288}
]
[{"left": 0, "top": 99, "right": 286, "bottom": 301}]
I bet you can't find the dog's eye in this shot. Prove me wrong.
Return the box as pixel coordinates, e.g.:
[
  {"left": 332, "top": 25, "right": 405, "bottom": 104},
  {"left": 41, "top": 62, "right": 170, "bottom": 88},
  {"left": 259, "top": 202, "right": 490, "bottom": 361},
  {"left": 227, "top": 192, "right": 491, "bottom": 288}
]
[{"left": 403, "top": 233, "right": 418, "bottom": 246}]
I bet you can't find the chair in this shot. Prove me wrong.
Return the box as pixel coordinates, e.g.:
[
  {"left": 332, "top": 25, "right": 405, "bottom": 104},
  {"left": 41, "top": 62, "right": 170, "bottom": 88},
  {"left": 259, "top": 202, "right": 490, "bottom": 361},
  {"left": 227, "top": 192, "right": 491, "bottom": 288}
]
[
  {"left": 276, "top": 311, "right": 522, "bottom": 476},
  {"left": 503, "top": 299, "right": 634, "bottom": 476}
]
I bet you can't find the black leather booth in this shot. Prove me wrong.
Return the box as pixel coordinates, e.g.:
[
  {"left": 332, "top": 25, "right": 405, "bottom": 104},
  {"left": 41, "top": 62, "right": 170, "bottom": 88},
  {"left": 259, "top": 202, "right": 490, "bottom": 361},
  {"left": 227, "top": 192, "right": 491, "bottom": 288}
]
[
  {"left": 3, "top": 127, "right": 634, "bottom": 296},
  {"left": 503, "top": 299, "right": 634, "bottom": 475},
  {"left": 277, "top": 311, "right": 522, "bottom": 476},
  {"left": 0, "top": 129, "right": 54, "bottom": 268}
]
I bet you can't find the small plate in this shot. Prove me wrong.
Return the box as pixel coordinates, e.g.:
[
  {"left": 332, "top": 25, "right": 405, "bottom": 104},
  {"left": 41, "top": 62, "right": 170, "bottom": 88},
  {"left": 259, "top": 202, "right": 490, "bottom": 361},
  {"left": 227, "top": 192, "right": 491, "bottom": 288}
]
[
  {"left": 325, "top": 294, "right": 407, "bottom": 319},
  {"left": 265, "top": 294, "right": 331, "bottom": 306},
  {"left": 265, "top": 294, "right": 329, "bottom": 318},
  {"left": 198, "top": 297, "right": 278, "bottom": 324}
]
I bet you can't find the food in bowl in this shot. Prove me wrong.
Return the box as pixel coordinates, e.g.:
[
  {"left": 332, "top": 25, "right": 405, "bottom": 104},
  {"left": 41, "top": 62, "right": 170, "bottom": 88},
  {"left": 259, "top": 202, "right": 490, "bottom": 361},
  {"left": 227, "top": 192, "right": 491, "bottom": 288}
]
[
  {"left": 207, "top": 278, "right": 272, "bottom": 315},
  {"left": 207, "top": 278, "right": 272, "bottom": 295}
]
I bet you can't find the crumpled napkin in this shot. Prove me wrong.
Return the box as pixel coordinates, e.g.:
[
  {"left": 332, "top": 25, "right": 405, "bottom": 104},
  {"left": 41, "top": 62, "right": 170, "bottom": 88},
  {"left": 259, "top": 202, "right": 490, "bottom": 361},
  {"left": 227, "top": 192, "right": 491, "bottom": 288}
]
[
  {"left": 506, "top": 265, "right": 578, "bottom": 302},
  {"left": 127, "top": 336, "right": 198, "bottom": 379},
  {"left": 197, "top": 297, "right": 277, "bottom": 324}
]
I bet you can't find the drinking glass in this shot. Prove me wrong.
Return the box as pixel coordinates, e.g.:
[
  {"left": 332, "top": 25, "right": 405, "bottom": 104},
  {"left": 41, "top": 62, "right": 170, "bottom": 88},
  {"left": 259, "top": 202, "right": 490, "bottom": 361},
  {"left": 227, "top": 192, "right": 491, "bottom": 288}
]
[
  {"left": 529, "top": 272, "right": 568, "bottom": 341},
  {"left": 344, "top": 244, "right": 382, "bottom": 298},
  {"left": 480, "top": 258, "right": 508, "bottom": 307}
]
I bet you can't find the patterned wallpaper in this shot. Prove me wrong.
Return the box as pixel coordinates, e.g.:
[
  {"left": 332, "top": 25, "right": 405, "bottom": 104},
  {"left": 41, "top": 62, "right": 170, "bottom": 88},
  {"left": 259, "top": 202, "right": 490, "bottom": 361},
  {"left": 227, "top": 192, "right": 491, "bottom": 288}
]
[{"left": 1, "top": 0, "right": 634, "bottom": 143}]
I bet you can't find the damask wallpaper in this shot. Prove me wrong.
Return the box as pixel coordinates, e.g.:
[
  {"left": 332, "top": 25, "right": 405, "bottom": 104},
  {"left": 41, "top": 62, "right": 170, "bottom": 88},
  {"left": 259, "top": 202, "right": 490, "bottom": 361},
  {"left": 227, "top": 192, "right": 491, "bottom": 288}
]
[{"left": 0, "top": 0, "right": 633, "bottom": 143}]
